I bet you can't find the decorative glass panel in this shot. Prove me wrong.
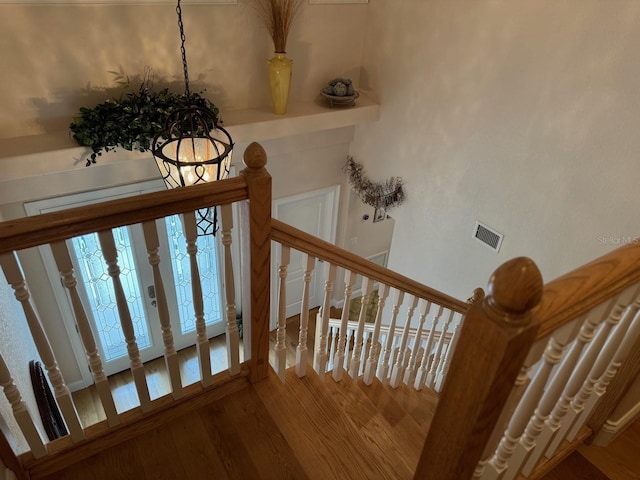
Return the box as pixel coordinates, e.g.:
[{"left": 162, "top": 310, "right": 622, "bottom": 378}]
[
  {"left": 165, "top": 213, "right": 223, "bottom": 334},
  {"left": 71, "top": 228, "right": 151, "bottom": 361}
]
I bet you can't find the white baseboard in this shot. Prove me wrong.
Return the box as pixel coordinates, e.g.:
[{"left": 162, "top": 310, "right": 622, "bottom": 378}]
[{"left": 592, "top": 400, "right": 640, "bottom": 446}]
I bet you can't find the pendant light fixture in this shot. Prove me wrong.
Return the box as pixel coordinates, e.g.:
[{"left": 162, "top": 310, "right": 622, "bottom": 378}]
[{"left": 152, "top": 0, "right": 233, "bottom": 236}]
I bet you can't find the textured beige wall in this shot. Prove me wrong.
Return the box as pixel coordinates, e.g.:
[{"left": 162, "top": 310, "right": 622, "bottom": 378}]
[
  {"left": 0, "top": 266, "right": 44, "bottom": 454},
  {"left": 352, "top": 0, "right": 640, "bottom": 299},
  {"left": 0, "top": 1, "right": 367, "bottom": 138}
]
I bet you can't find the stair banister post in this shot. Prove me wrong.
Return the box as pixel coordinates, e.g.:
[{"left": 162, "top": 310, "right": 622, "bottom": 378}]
[
  {"left": 413, "top": 257, "right": 543, "bottom": 480},
  {"left": 240, "top": 142, "right": 272, "bottom": 383}
]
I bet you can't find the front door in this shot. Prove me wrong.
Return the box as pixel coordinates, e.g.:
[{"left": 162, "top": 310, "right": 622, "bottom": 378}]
[{"left": 27, "top": 181, "right": 226, "bottom": 376}]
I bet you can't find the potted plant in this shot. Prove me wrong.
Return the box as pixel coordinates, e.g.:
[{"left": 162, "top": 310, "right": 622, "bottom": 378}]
[{"left": 70, "top": 78, "right": 219, "bottom": 166}]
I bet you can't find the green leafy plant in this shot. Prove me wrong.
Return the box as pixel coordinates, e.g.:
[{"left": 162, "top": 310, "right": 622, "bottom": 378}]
[{"left": 70, "top": 82, "right": 219, "bottom": 166}]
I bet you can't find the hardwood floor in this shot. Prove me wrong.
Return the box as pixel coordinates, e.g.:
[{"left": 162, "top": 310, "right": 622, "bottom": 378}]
[
  {"left": 38, "top": 367, "right": 439, "bottom": 480},
  {"left": 71, "top": 308, "right": 323, "bottom": 427},
  {"left": 71, "top": 334, "right": 238, "bottom": 427},
  {"left": 59, "top": 312, "right": 639, "bottom": 480},
  {"left": 541, "top": 416, "right": 640, "bottom": 480}
]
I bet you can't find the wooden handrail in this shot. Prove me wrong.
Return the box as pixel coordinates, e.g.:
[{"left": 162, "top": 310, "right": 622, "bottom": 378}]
[
  {"left": 0, "top": 177, "right": 249, "bottom": 254},
  {"left": 535, "top": 242, "right": 640, "bottom": 339},
  {"left": 270, "top": 219, "right": 468, "bottom": 313}
]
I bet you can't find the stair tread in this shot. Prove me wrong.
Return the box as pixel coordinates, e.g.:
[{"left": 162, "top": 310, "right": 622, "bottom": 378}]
[
  {"left": 324, "top": 372, "right": 428, "bottom": 466},
  {"left": 197, "top": 384, "right": 310, "bottom": 480},
  {"left": 354, "top": 376, "right": 438, "bottom": 436},
  {"left": 254, "top": 367, "right": 425, "bottom": 480}
]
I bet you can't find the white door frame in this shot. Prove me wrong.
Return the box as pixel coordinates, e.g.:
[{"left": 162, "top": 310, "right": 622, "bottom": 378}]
[
  {"left": 25, "top": 180, "right": 165, "bottom": 387},
  {"left": 271, "top": 185, "right": 340, "bottom": 330}
]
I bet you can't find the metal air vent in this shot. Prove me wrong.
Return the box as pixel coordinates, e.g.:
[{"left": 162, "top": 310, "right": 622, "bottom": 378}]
[{"left": 473, "top": 221, "right": 503, "bottom": 253}]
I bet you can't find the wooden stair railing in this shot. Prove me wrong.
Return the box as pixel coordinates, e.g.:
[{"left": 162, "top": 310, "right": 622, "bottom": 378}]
[
  {"left": 416, "top": 244, "right": 640, "bottom": 480},
  {"left": 269, "top": 218, "right": 469, "bottom": 391},
  {"left": 0, "top": 136, "right": 637, "bottom": 480},
  {"left": 0, "top": 142, "right": 272, "bottom": 480}
]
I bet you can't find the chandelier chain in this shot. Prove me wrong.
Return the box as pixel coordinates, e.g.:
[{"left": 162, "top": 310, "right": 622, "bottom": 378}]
[{"left": 176, "top": 0, "right": 191, "bottom": 96}]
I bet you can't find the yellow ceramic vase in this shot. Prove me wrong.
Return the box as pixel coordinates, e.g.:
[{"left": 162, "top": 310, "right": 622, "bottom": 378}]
[{"left": 268, "top": 53, "right": 293, "bottom": 115}]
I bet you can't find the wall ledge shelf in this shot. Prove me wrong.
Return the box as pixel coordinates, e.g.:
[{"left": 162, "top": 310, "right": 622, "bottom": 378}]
[
  {"left": 0, "top": 92, "right": 378, "bottom": 178},
  {"left": 0, "top": 93, "right": 379, "bottom": 205}
]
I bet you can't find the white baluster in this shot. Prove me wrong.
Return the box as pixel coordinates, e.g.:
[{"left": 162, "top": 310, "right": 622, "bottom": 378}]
[
  {"left": 0, "top": 354, "right": 47, "bottom": 458},
  {"left": 0, "top": 252, "right": 84, "bottom": 442},
  {"left": 364, "top": 284, "right": 390, "bottom": 385},
  {"left": 274, "top": 244, "right": 290, "bottom": 383},
  {"left": 181, "top": 211, "right": 212, "bottom": 386},
  {"left": 390, "top": 295, "right": 419, "bottom": 388},
  {"left": 296, "top": 254, "right": 316, "bottom": 377},
  {"left": 475, "top": 348, "right": 541, "bottom": 479},
  {"left": 566, "top": 301, "right": 640, "bottom": 441},
  {"left": 435, "top": 320, "right": 461, "bottom": 392},
  {"left": 313, "top": 263, "right": 337, "bottom": 377},
  {"left": 519, "top": 312, "right": 602, "bottom": 475},
  {"left": 344, "top": 328, "right": 354, "bottom": 373},
  {"left": 97, "top": 231, "right": 151, "bottom": 412},
  {"left": 50, "top": 241, "right": 119, "bottom": 427},
  {"left": 359, "top": 330, "right": 371, "bottom": 377},
  {"left": 377, "top": 290, "right": 404, "bottom": 384},
  {"left": 544, "top": 289, "right": 634, "bottom": 458},
  {"left": 328, "top": 326, "right": 338, "bottom": 371},
  {"left": 426, "top": 309, "right": 455, "bottom": 389},
  {"left": 403, "top": 300, "right": 431, "bottom": 386},
  {"left": 377, "top": 332, "right": 388, "bottom": 372},
  {"left": 220, "top": 204, "right": 241, "bottom": 376},
  {"left": 142, "top": 221, "right": 183, "bottom": 399},
  {"left": 484, "top": 337, "right": 567, "bottom": 480},
  {"left": 349, "top": 277, "right": 373, "bottom": 378},
  {"left": 414, "top": 306, "right": 444, "bottom": 391},
  {"left": 333, "top": 270, "right": 356, "bottom": 382},
  {"left": 579, "top": 308, "right": 640, "bottom": 437}
]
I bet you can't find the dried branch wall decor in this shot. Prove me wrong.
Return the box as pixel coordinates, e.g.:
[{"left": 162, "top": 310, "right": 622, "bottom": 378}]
[{"left": 344, "top": 157, "right": 406, "bottom": 211}]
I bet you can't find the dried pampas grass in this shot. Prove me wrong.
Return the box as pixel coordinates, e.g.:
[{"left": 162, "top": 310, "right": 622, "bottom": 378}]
[{"left": 252, "top": 0, "right": 303, "bottom": 53}]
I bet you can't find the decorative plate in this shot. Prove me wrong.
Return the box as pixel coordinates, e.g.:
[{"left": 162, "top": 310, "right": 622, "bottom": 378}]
[{"left": 321, "top": 90, "right": 360, "bottom": 108}]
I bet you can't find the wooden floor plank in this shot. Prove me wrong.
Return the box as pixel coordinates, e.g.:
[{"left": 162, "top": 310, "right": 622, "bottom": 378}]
[
  {"left": 167, "top": 411, "right": 231, "bottom": 479},
  {"left": 209, "top": 385, "right": 310, "bottom": 480},
  {"left": 135, "top": 426, "right": 188, "bottom": 480},
  {"left": 255, "top": 368, "right": 413, "bottom": 480},
  {"left": 38, "top": 437, "right": 146, "bottom": 480},
  {"left": 578, "top": 416, "right": 640, "bottom": 480},
  {"left": 540, "top": 450, "right": 610, "bottom": 480},
  {"left": 380, "top": 382, "right": 439, "bottom": 433},
  {"left": 197, "top": 405, "right": 264, "bottom": 480},
  {"left": 326, "top": 374, "right": 426, "bottom": 475}
]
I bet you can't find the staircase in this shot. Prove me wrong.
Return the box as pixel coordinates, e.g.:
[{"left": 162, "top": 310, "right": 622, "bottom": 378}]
[
  {"left": 0, "top": 142, "right": 639, "bottom": 480},
  {"left": 32, "top": 367, "right": 438, "bottom": 480}
]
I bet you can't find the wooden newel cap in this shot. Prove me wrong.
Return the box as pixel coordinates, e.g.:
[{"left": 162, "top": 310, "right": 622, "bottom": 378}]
[
  {"left": 486, "top": 257, "right": 543, "bottom": 320},
  {"left": 243, "top": 142, "right": 268, "bottom": 170}
]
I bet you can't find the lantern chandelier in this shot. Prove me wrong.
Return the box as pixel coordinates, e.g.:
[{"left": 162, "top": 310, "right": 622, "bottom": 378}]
[{"left": 152, "top": 0, "right": 233, "bottom": 236}]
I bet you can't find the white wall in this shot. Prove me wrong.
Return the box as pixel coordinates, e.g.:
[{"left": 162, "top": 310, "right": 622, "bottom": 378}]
[
  {"left": 0, "top": 258, "right": 45, "bottom": 454},
  {"left": 351, "top": 0, "right": 640, "bottom": 299},
  {"left": 0, "top": 1, "right": 367, "bottom": 138}
]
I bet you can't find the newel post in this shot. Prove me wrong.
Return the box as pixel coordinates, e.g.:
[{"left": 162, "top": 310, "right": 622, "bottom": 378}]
[
  {"left": 240, "top": 142, "right": 272, "bottom": 383},
  {"left": 413, "top": 257, "right": 543, "bottom": 480}
]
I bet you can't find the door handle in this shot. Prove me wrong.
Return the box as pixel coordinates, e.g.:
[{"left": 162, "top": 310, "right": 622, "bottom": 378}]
[{"left": 147, "top": 285, "right": 157, "bottom": 307}]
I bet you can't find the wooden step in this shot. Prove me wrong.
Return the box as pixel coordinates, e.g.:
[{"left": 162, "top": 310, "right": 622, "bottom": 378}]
[
  {"left": 254, "top": 367, "right": 427, "bottom": 480},
  {"left": 355, "top": 377, "right": 439, "bottom": 435}
]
